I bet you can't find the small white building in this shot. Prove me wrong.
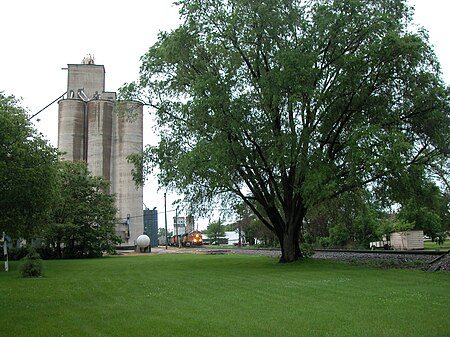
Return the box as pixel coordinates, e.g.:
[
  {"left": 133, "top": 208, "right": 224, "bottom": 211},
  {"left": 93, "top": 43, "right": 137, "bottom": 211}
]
[
  {"left": 390, "top": 230, "right": 424, "bottom": 250},
  {"left": 224, "top": 231, "right": 240, "bottom": 245},
  {"left": 201, "top": 231, "right": 244, "bottom": 245}
]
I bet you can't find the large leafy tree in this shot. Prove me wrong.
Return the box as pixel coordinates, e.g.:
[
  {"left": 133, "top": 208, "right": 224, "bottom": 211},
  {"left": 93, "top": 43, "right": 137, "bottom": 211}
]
[
  {"left": 122, "top": 0, "right": 449, "bottom": 262},
  {"left": 41, "top": 161, "right": 120, "bottom": 258},
  {"left": 0, "top": 92, "right": 59, "bottom": 240}
]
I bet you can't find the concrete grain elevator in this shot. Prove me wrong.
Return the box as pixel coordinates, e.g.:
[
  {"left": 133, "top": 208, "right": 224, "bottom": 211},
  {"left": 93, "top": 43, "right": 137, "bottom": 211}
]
[{"left": 58, "top": 56, "right": 144, "bottom": 246}]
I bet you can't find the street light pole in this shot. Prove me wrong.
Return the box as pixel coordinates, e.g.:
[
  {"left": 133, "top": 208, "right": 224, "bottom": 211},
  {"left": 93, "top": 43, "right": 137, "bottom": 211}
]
[{"left": 164, "top": 192, "right": 168, "bottom": 250}]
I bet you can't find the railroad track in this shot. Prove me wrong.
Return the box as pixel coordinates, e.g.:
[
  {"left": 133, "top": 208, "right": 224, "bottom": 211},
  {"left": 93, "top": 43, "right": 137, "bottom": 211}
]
[
  {"left": 193, "top": 247, "right": 449, "bottom": 271},
  {"left": 143, "top": 246, "right": 449, "bottom": 271},
  {"left": 199, "top": 246, "right": 447, "bottom": 257}
]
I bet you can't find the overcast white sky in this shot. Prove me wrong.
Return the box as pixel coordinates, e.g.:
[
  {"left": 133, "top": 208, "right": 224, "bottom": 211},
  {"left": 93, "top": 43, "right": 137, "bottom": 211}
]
[{"left": 1, "top": 0, "right": 449, "bottom": 231}]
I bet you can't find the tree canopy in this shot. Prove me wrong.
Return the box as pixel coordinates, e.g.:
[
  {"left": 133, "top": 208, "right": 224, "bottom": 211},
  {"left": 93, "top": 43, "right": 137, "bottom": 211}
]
[
  {"left": 40, "top": 161, "right": 120, "bottom": 258},
  {"left": 0, "top": 92, "right": 59, "bottom": 239},
  {"left": 122, "top": 0, "right": 450, "bottom": 262}
]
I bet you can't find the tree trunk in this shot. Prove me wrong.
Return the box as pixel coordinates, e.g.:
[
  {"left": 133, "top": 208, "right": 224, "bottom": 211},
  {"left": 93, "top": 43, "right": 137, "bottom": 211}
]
[
  {"left": 279, "top": 224, "right": 303, "bottom": 263},
  {"left": 56, "top": 241, "right": 61, "bottom": 259}
]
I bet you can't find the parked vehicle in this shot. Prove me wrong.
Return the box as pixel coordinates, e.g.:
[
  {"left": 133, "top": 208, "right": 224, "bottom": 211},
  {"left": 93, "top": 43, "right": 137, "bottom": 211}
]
[{"left": 369, "top": 240, "right": 391, "bottom": 250}]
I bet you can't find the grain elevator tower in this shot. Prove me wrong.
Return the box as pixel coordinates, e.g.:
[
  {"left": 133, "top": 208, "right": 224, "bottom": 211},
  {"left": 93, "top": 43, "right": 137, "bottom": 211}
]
[{"left": 58, "top": 56, "right": 143, "bottom": 246}]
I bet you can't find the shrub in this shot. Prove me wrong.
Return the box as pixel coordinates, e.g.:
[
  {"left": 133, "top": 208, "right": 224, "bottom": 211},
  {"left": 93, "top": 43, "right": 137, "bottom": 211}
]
[
  {"left": 20, "top": 248, "right": 43, "bottom": 278},
  {"left": 300, "top": 242, "right": 315, "bottom": 258},
  {"left": 316, "top": 236, "right": 331, "bottom": 248},
  {"left": 302, "top": 232, "right": 315, "bottom": 245},
  {"left": 329, "top": 224, "right": 350, "bottom": 247}
]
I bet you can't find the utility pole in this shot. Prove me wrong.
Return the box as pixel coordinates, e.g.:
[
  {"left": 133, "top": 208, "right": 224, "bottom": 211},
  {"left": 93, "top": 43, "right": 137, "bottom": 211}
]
[
  {"left": 238, "top": 220, "right": 242, "bottom": 246},
  {"left": 164, "top": 192, "right": 168, "bottom": 250},
  {"left": 217, "top": 215, "right": 221, "bottom": 245},
  {"left": 175, "top": 207, "right": 181, "bottom": 248},
  {"left": 1, "top": 232, "right": 8, "bottom": 272}
]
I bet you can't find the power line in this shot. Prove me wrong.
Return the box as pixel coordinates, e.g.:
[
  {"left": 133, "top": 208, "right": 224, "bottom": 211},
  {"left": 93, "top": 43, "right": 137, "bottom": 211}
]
[
  {"left": 117, "top": 208, "right": 177, "bottom": 222},
  {"left": 27, "top": 92, "right": 66, "bottom": 120}
]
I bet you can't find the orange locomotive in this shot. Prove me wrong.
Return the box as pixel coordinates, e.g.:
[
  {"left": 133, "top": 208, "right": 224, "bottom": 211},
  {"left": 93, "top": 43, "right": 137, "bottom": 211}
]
[{"left": 169, "top": 230, "right": 203, "bottom": 246}]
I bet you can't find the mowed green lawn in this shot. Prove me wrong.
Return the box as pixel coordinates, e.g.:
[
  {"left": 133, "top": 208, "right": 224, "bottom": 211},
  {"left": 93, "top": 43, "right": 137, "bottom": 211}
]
[
  {"left": 424, "top": 239, "right": 450, "bottom": 251},
  {"left": 0, "top": 254, "right": 449, "bottom": 337}
]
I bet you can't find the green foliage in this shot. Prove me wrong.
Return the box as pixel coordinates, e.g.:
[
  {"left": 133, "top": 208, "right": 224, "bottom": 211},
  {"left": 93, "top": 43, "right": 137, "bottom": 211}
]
[
  {"left": 392, "top": 219, "right": 415, "bottom": 232},
  {"left": 351, "top": 202, "right": 380, "bottom": 245},
  {"left": 328, "top": 224, "right": 350, "bottom": 247},
  {"left": 299, "top": 242, "right": 315, "bottom": 258},
  {"left": 0, "top": 92, "right": 59, "bottom": 239},
  {"left": 205, "top": 220, "right": 225, "bottom": 243},
  {"left": 19, "top": 247, "right": 43, "bottom": 278},
  {"left": 396, "top": 181, "right": 449, "bottom": 240},
  {"left": 121, "top": 0, "right": 450, "bottom": 262},
  {"left": 305, "top": 189, "right": 381, "bottom": 246},
  {"left": 7, "top": 246, "right": 29, "bottom": 261},
  {"left": 222, "top": 223, "right": 235, "bottom": 231},
  {"left": 376, "top": 217, "right": 415, "bottom": 238},
  {"left": 158, "top": 227, "right": 172, "bottom": 238},
  {"left": 316, "top": 236, "right": 331, "bottom": 248},
  {"left": 40, "top": 161, "right": 120, "bottom": 258},
  {"left": 376, "top": 218, "right": 394, "bottom": 238}
]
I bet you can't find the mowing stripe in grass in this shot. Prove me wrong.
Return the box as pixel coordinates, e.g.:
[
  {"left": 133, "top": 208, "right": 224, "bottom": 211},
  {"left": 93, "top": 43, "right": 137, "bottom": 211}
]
[{"left": 1, "top": 254, "right": 449, "bottom": 337}]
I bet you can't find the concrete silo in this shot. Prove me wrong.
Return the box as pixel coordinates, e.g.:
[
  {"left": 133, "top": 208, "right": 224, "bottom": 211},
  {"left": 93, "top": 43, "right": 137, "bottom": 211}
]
[
  {"left": 86, "top": 100, "right": 114, "bottom": 181},
  {"left": 58, "top": 57, "right": 144, "bottom": 246},
  {"left": 113, "top": 101, "right": 144, "bottom": 243},
  {"left": 58, "top": 99, "right": 86, "bottom": 161}
]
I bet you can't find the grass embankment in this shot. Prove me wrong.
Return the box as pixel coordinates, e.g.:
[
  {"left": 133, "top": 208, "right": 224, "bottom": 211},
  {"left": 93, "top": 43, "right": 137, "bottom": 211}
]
[{"left": 0, "top": 254, "right": 449, "bottom": 337}]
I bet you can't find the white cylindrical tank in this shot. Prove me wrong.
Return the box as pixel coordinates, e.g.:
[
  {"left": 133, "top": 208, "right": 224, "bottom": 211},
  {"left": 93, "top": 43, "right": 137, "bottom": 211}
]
[
  {"left": 86, "top": 100, "right": 114, "bottom": 181},
  {"left": 113, "top": 101, "right": 144, "bottom": 245},
  {"left": 58, "top": 99, "right": 86, "bottom": 161}
]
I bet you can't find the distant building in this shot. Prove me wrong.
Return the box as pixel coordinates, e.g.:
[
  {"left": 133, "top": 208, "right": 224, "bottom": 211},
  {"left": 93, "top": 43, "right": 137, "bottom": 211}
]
[
  {"left": 143, "top": 208, "right": 158, "bottom": 247},
  {"left": 173, "top": 216, "right": 186, "bottom": 236},
  {"left": 224, "top": 231, "right": 240, "bottom": 245},
  {"left": 58, "top": 56, "right": 144, "bottom": 246},
  {"left": 201, "top": 231, "right": 242, "bottom": 245}
]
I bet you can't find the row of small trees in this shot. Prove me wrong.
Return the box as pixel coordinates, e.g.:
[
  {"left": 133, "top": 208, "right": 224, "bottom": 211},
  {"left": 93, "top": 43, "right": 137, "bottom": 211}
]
[
  {"left": 229, "top": 185, "right": 449, "bottom": 249},
  {"left": 0, "top": 92, "right": 120, "bottom": 259}
]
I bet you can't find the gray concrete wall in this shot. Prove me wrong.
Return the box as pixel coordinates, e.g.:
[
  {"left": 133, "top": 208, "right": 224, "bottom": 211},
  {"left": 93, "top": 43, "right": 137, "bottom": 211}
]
[
  {"left": 113, "top": 101, "right": 144, "bottom": 245},
  {"left": 86, "top": 100, "right": 114, "bottom": 182},
  {"left": 67, "top": 64, "right": 105, "bottom": 99},
  {"left": 58, "top": 99, "right": 86, "bottom": 161}
]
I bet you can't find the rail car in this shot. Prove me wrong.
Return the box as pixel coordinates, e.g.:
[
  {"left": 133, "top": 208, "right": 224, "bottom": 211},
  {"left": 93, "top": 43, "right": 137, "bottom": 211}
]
[{"left": 169, "top": 230, "right": 203, "bottom": 247}]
